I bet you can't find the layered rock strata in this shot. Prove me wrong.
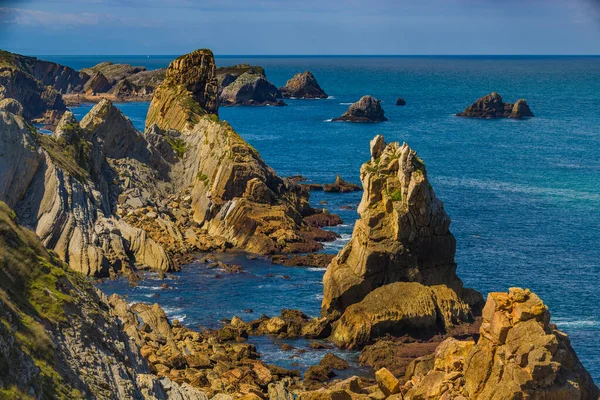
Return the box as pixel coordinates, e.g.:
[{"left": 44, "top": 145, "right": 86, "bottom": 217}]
[
  {"left": 0, "top": 201, "right": 204, "bottom": 399},
  {"left": 402, "top": 288, "right": 599, "bottom": 399},
  {"left": 333, "top": 96, "right": 387, "bottom": 122},
  {"left": 322, "top": 135, "right": 483, "bottom": 348},
  {"left": 457, "top": 92, "right": 534, "bottom": 119},
  {"left": 279, "top": 71, "right": 328, "bottom": 99}
]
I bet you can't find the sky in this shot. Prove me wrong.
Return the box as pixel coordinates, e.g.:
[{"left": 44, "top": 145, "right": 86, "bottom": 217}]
[{"left": 0, "top": 0, "right": 599, "bottom": 55}]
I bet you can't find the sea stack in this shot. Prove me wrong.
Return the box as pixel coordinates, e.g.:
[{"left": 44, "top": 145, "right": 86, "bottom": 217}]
[
  {"left": 218, "top": 65, "right": 285, "bottom": 106},
  {"left": 279, "top": 71, "right": 328, "bottom": 99},
  {"left": 333, "top": 95, "right": 387, "bottom": 122},
  {"left": 322, "top": 135, "right": 483, "bottom": 348},
  {"left": 457, "top": 92, "right": 534, "bottom": 119}
]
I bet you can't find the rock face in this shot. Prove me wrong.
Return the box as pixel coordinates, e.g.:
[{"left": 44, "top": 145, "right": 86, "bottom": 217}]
[
  {"left": 457, "top": 92, "right": 534, "bottom": 119},
  {"left": 0, "top": 105, "right": 172, "bottom": 276},
  {"left": 220, "top": 70, "right": 285, "bottom": 107},
  {"left": 144, "top": 48, "right": 333, "bottom": 255},
  {"left": 146, "top": 49, "right": 219, "bottom": 132},
  {"left": 333, "top": 95, "right": 387, "bottom": 122},
  {"left": 0, "top": 201, "right": 203, "bottom": 399},
  {"left": 0, "top": 98, "right": 23, "bottom": 115},
  {"left": 322, "top": 135, "right": 482, "bottom": 347},
  {"left": 279, "top": 71, "right": 328, "bottom": 99},
  {"left": 403, "top": 288, "right": 600, "bottom": 400}
]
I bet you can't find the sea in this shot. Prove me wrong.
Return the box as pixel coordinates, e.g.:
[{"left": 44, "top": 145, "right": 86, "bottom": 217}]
[{"left": 41, "top": 54, "right": 600, "bottom": 380}]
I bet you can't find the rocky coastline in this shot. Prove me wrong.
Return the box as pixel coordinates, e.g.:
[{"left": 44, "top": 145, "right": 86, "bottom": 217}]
[{"left": 0, "top": 46, "right": 597, "bottom": 400}]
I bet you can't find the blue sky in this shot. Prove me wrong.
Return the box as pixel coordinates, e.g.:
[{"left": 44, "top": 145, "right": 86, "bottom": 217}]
[{"left": 0, "top": 0, "right": 599, "bottom": 55}]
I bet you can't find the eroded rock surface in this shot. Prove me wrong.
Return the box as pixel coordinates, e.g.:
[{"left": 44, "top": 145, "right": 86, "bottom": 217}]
[
  {"left": 220, "top": 70, "right": 285, "bottom": 107},
  {"left": 457, "top": 92, "right": 534, "bottom": 119},
  {"left": 322, "top": 136, "right": 482, "bottom": 348},
  {"left": 333, "top": 96, "right": 387, "bottom": 122},
  {"left": 279, "top": 71, "right": 328, "bottom": 99},
  {"left": 403, "top": 288, "right": 599, "bottom": 400}
]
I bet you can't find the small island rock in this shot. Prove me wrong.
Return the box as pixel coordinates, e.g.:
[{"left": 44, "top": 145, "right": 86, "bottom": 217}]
[
  {"left": 333, "top": 95, "right": 387, "bottom": 122},
  {"left": 279, "top": 71, "right": 328, "bottom": 99},
  {"left": 457, "top": 92, "right": 534, "bottom": 119},
  {"left": 396, "top": 97, "right": 406, "bottom": 106}
]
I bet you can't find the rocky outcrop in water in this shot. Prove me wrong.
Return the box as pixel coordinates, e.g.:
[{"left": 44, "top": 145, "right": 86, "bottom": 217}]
[
  {"left": 323, "top": 175, "right": 362, "bottom": 193},
  {"left": 0, "top": 201, "right": 204, "bottom": 399},
  {"left": 144, "top": 48, "right": 335, "bottom": 255},
  {"left": 322, "top": 135, "right": 482, "bottom": 348},
  {"left": 457, "top": 92, "right": 534, "bottom": 119},
  {"left": 402, "top": 288, "right": 599, "bottom": 399},
  {"left": 279, "top": 71, "right": 328, "bottom": 99},
  {"left": 396, "top": 97, "right": 406, "bottom": 106},
  {"left": 220, "top": 70, "right": 285, "bottom": 107},
  {"left": 333, "top": 95, "right": 387, "bottom": 122}
]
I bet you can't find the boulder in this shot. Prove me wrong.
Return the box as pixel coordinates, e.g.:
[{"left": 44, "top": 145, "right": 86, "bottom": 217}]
[
  {"left": 323, "top": 176, "right": 362, "bottom": 193},
  {"left": 333, "top": 96, "right": 387, "bottom": 122},
  {"left": 395, "top": 97, "right": 406, "bottom": 106},
  {"left": 457, "top": 92, "right": 534, "bottom": 119},
  {"left": 322, "top": 136, "right": 482, "bottom": 318},
  {"left": 404, "top": 288, "right": 600, "bottom": 400},
  {"left": 319, "top": 353, "right": 349, "bottom": 370},
  {"left": 329, "top": 282, "right": 472, "bottom": 349},
  {"left": 220, "top": 71, "right": 285, "bottom": 107},
  {"left": 375, "top": 368, "right": 400, "bottom": 396},
  {"left": 279, "top": 71, "right": 328, "bottom": 99}
]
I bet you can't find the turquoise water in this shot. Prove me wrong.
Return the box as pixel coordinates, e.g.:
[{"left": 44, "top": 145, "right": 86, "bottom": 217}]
[{"left": 64, "top": 55, "right": 600, "bottom": 380}]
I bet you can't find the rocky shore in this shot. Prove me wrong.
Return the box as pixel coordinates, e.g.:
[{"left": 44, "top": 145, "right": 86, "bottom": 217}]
[{"left": 0, "top": 46, "right": 597, "bottom": 399}]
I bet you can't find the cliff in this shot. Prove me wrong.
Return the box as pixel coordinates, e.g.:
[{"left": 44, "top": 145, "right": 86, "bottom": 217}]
[{"left": 0, "top": 201, "right": 204, "bottom": 399}]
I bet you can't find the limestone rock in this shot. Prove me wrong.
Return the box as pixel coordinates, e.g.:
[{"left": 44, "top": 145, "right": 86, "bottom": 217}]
[
  {"left": 457, "top": 92, "right": 534, "bottom": 119},
  {"left": 322, "top": 136, "right": 482, "bottom": 318},
  {"left": 83, "top": 71, "right": 111, "bottom": 94},
  {"left": 146, "top": 49, "right": 219, "bottom": 132},
  {"left": 279, "top": 71, "right": 328, "bottom": 99},
  {"left": 220, "top": 71, "right": 285, "bottom": 107},
  {"left": 216, "top": 64, "right": 265, "bottom": 91},
  {"left": 375, "top": 368, "right": 400, "bottom": 396},
  {"left": 333, "top": 96, "right": 387, "bottom": 122},
  {"left": 0, "top": 98, "right": 24, "bottom": 115},
  {"left": 405, "top": 288, "right": 600, "bottom": 400},
  {"left": 319, "top": 353, "right": 350, "bottom": 370}
]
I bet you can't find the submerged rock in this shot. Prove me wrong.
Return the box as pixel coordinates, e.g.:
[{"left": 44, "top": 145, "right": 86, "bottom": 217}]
[
  {"left": 404, "top": 288, "right": 599, "bottom": 399},
  {"left": 333, "top": 95, "right": 387, "bottom": 122},
  {"left": 279, "top": 71, "right": 328, "bottom": 99},
  {"left": 457, "top": 92, "right": 534, "bottom": 119}
]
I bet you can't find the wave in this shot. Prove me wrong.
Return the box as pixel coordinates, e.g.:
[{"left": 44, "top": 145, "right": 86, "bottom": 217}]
[
  {"left": 324, "top": 119, "right": 333, "bottom": 122},
  {"left": 327, "top": 96, "right": 336, "bottom": 99},
  {"left": 340, "top": 102, "right": 353, "bottom": 105},
  {"left": 136, "top": 285, "right": 163, "bottom": 291},
  {"left": 307, "top": 267, "right": 327, "bottom": 272},
  {"left": 553, "top": 318, "right": 600, "bottom": 329},
  {"left": 171, "top": 314, "right": 187, "bottom": 322}
]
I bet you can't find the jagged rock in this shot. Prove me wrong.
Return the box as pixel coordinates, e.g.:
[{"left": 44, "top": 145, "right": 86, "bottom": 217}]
[
  {"left": 369, "top": 135, "right": 386, "bottom": 160},
  {"left": 456, "top": 92, "right": 534, "bottom": 119},
  {"left": 323, "top": 175, "right": 361, "bottom": 193},
  {"left": 333, "top": 96, "right": 387, "bottom": 122},
  {"left": 404, "top": 288, "right": 600, "bottom": 400},
  {"left": 220, "top": 71, "right": 285, "bottom": 107},
  {"left": 396, "top": 97, "right": 406, "bottom": 106},
  {"left": 322, "top": 136, "right": 482, "bottom": 318},
  {"left": 83, "top": 71, "right": 111, "bottom": 94},
  {"left": 0, "top": 98, "right": 23, "bottom": 115},
  {"left": 0, "top": 202, "right": 197, "bottom": 398},
  {"left": 375, "top": 368, "right": 400, "bottom": 396},
  {"left": 147, "top": 49, "right": 219, "bottom": 132},
  {"left": 279, "top": 71, "right": 328, "bottom": 99}
]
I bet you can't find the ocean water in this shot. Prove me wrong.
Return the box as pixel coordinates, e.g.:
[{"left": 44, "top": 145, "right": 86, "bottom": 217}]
[{"left": 62, "top": 55, "right": 600, "bottom": 381}]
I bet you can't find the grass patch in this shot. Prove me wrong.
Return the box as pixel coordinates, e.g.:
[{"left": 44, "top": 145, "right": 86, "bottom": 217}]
[
  {"left": 36, "top": 134, "right": 90, "bottom": 183},
  {"left": 166, "top": 137, "right": 187, "bottom": 158},
  {"left": 387, "top": 189, "right": 403, "bottom": 202},
  {"left": 196, "top": 172, "right": 208, "bottom": 182}
]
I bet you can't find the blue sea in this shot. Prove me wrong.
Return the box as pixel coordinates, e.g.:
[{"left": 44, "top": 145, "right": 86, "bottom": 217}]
[{"left": 46, "top": 55, "right": 600, "bottom": 380}]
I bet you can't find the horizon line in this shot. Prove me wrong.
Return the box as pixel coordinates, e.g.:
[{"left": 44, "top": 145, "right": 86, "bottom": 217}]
[{"left": 33, "top": 53, "right": 600, "bottom": 58}]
